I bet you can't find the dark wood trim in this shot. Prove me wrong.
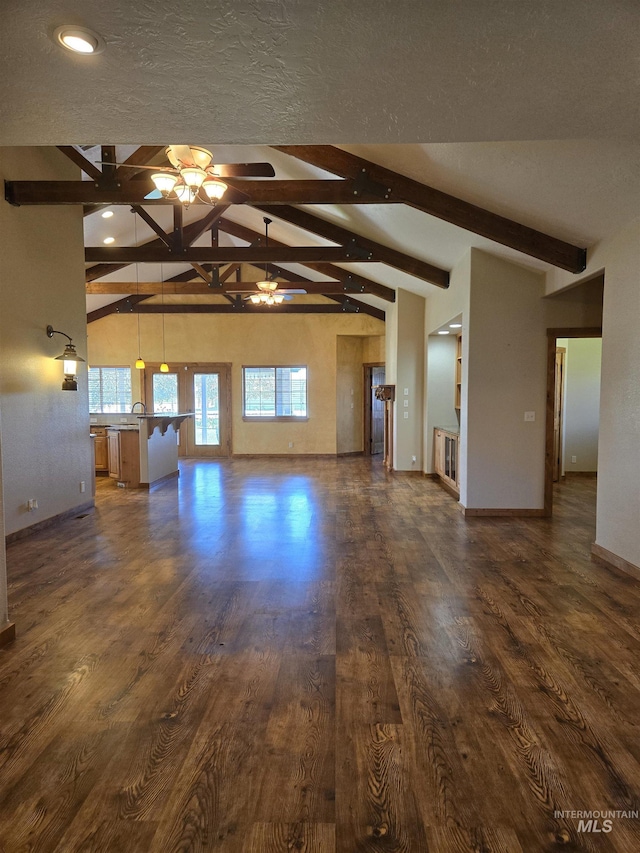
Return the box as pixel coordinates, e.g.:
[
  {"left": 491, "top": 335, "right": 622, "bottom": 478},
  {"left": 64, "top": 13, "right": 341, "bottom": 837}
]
[
  {"left": 6, "top": 501, "right": 95, "bottom": 544},
  {"left": 591, "top": 543, "right": 640, "bottom": 581},
  {"left": 85, "top": 246, "right": 369, "bottom": 264},
  {"left": 363, "top": 363, "right": 385, "bottom": 457},
  {"left": 131, "top": 302, "right": 385, "bottom": 319},
  {"left": 130, "top": 205, "right": 172, "bottom": 247},
  {"left": 0, "top": 622, "right": 16, "bottom": 648},
  {"left": 87, "top": 294, "right": 151, "bottom": 324},
  {"left": 545, "top": 326, "right": 602, "bottom": 516},
  {"left": 217, "top": 218, "right": 396, "bottom": 302},
  {"left": 56, "top": 146, "right": 103, "bottom": 181},
  {"left": 272, "top": 146, "right": 587, "bottom": 273},
  {"left": 184, "top": 206, "right": 230, "bottom": 245},
  {"left": 86, "top": 281, "right": 378, "bottom": 295},
  {"left": 255, "top": 204, "right": 449, "bottom": 288},
  {"left": 5, "top": 179, "right": 383, "bottom": 207}
]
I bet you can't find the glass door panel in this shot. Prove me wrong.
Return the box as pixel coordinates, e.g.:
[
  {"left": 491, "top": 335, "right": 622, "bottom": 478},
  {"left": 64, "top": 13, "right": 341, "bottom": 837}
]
[{"left": 193, "top": 373, "right": 220, "bottom": 446}]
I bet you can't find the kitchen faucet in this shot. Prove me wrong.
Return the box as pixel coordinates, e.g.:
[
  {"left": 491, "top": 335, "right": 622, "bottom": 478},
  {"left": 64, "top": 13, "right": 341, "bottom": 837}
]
[{"left": 131, "top": 401, "right": 146, "bottom": 413}]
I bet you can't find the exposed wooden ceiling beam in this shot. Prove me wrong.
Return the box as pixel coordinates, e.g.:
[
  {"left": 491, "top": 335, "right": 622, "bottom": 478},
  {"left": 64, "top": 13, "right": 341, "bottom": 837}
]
[
  {"left": 256, "top": 204, "right": 449, "bottom": 288},
  {"left": 130, "top": 205, "right": 172, "bottom": 247},
  {"left": 5, "top": 180, "right": 382, "bottom": 206},
  {"left": 86, "top": 281, "right": 369, "bottom": 295},
  {"left": 57, "top": 146, "right": 104, "bottom": 181},
  {"left": 132, "top": 302, "right": 385, "bottom": 318},
  {"left": 216, "top": 217, "right": 395, "bottom": 302},
  {"left": 85, "top": 246, "right": 374, "bottom": 264},
  {"left": 87, "top": 294, "right": 150, "bottom": 324},
  {"left": 272, "top": 145, "right": 588, "bottom": 273}
]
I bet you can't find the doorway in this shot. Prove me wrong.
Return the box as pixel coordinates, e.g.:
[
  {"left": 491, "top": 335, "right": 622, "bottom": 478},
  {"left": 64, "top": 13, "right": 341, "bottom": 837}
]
[
  {"left": 144, "top": 363, "right": 232, "bottom": 457},
  {"left": 364, "top": 364, "right": 385, "bottom": 455},
  {"left": 545, "top": 329, "right": 601, "bottom": 514}
]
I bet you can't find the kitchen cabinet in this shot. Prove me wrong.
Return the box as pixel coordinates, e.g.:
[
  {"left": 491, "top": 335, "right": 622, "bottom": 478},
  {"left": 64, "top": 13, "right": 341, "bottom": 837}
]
[
  {"left": 107, "top": 430, "right": 121, "bottom": 479},
  {"left": 93, "top": 426, "right": 108, "bottom": 472},
  {"left": 107, "top": 429, "right": 141, "bottom": 487},
  {"left": 434, "top": 427, "right": 459, "bottom": 496}
]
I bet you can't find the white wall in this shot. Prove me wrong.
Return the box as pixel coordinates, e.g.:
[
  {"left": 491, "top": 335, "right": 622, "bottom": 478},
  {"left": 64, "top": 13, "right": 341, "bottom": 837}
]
[
  {"left": 0, "top": 412, "right": 8, "bottom": 630},
  {"left": 562, "top": 338, "right": 602, "bottom": 473},
  {"left": 425, "top": 334, "right": 458, "bottom": 474},
  {"left": 0, "top": 148, "right": 92, "bottom": 540},
  {"left": 549, "top": 218, "right": 640, "bottom": 568}
]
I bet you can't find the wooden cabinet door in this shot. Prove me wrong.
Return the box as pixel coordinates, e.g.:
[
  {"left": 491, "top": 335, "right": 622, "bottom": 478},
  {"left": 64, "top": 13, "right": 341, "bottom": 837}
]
[
  {"left": 94, "top": 435, "right": 108, "bottom": 471},
  {"left": 107, "top": 431, "right": 121, "bottom": 479}
]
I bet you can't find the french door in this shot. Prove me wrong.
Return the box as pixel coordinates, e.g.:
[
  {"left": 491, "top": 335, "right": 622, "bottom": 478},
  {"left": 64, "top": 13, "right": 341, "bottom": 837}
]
[{"left": 144, "top": 363, "right": 231, "bottom": 457}]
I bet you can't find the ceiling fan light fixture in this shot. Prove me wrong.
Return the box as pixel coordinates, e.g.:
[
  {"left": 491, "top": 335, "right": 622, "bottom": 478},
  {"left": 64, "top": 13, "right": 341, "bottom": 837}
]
[
  {"left": 151, "top": 172, "right": 178, "bottom": 196},
  {"left": 257, "top": 279, "right": 278, "bottom": 293},
  {"left": 249, "top": 294, "right": 261, "bottom": 304},
  {"left": 173, "top": 182, "right": 193, "bottom": 204},
  {"left": 202, "top": 177, "right": 228, "bottom": 200},
  {"left": 180, "top": 166, "right": 207, "bottom": 188},
  {"left": 273, "top": 293, "right": 284, "bottom": 304}
]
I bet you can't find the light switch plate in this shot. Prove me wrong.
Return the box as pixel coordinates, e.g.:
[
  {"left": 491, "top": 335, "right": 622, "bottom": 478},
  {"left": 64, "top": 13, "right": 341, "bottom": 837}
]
[
  {"left": 403, "top": 411, "right": 409, "bottom": 419},
  {"left": 524, "top": 411, "right": 535, "bottom": 422}
]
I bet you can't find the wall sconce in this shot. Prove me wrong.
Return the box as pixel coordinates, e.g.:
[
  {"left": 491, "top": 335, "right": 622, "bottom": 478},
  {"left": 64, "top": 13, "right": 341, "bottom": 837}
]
[{"left": 46, "top": 325, "right": 85, "bottom": 390}]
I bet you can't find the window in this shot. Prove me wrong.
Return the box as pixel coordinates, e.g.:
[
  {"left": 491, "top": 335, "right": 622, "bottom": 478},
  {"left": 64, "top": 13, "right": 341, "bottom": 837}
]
[
  {"left": 243, "top": 366, "right": 307, "bottom": 418},
  {"left": 88, "top": 366, "right": 132, "bottom": 412}
]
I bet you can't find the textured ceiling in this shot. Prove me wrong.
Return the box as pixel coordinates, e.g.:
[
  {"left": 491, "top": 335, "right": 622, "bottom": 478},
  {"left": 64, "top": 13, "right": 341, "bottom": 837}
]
[
  {"left": 1, "top": 0, "right": 638, "bottom": 145},
  {"left": 1, "top": 1, "right": 637, "bottom": 315}
]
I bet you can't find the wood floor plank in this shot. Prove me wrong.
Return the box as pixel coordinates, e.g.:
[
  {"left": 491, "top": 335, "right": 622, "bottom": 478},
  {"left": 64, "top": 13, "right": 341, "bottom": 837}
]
[{"left": 1, "top": 460, "right": 639, "bottom": 851}]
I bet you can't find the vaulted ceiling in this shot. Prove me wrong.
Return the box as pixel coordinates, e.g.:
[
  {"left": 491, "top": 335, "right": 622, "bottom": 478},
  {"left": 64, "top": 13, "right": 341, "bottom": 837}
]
[{"left": 1, "top": 1, "right": 638, "bottom": 322}]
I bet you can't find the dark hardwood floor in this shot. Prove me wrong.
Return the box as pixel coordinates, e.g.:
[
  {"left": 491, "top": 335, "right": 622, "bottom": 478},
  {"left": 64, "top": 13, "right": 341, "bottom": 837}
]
[{"left": 1, "top": 460, "right": 639, "bottom": 852}]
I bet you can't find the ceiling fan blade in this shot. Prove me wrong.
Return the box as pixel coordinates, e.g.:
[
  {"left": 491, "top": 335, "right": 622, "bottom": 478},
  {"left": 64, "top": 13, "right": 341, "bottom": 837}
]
[
  {"left": 144, "top": 189, "right": 163, "bottom": 199},
  {"left": 215, "top": 163, "right": 275, "bottom": 178},
  {"left": 98, "top": 162, "right": 174, "bottom": 172},
  {"left": 169, "top": 144, "right": 197, "bottom": 168}
]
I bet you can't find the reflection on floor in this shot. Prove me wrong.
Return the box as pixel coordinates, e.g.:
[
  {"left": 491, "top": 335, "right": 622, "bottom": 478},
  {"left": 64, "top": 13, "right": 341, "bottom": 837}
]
[{"left": 1, "top": 460, "right": 639, "bottom": 852}]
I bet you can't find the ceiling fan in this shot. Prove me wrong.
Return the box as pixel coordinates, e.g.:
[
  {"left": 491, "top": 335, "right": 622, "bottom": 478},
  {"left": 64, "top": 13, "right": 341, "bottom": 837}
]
[
  {"left": 101, "top": 144, "right": 275, "bottom": 205},
  {"left": 226, "top": 217, "right": 305, "bottom": 305}
]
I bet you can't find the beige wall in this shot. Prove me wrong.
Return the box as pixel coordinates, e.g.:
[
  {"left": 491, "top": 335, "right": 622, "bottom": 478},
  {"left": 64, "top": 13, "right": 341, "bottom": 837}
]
[
  {"left": 390, "top": 288, "right": 425, "bottom": 471},
  {"left": 548, "top": 218, "right": 640, "bottom": 568},
  {"left": 336, "top": 336, "right": 365, "bottom": 454},
  {"left": 0, "top": 148, "right": 91, "bottom": 540},
  {"left": 88, "top": 312, "right": 384, "bottom": 455},
  {"left": 464, "top": 249, "right": 603, "bottom": 511}
]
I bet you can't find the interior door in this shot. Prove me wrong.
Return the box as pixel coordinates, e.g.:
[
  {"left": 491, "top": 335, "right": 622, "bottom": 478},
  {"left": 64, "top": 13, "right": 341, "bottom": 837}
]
[{"left": 183, "top": 365, "right": 231, "bottom": 458}]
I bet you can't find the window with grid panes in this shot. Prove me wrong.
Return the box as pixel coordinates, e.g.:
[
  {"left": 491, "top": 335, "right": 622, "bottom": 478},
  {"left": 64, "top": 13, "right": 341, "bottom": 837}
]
[
  {"left": 243, "top": 367, "right": 307, "bottom": 418},
  {"left": 88, "top": 366, "right": 132, "bottom": 412}
]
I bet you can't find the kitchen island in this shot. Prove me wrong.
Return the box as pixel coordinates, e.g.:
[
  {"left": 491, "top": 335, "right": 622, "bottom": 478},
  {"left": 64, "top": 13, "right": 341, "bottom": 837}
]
[{"left": 100, "top": 413, "right": 193, "bottom": 488}]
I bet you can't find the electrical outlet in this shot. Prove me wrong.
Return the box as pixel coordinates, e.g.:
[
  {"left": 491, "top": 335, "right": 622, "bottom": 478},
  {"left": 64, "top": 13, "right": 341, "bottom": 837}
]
[
  {"left": 403, "top": 399, "right": 409, "bottom": 407},
  {"left": 571, "top": 455, "right": 577, "bottom": 463},
  {"left": 412, "top": 455, "right": 417, "bottom": 463},
  {"left": 524, "top": 411, "right": 535, "bottom": 422},
  {"left": 404, "top": 387, "right": 409, "bottom": 395},
  {"left": 119, "top": 417, "right": 128, "bottom": 423},
  {"left": 403, "top": 411, "right": 409, "bottom": 419},
  {"left": 80, "top": 481, "right": 86, "bottom": 493},
  {"left": 27, "top": 498, "right": 38, "bottom": 511},
  {"left": 288, "top": 441, "right": 293, "bottom": 448},
  {"left": 90, "top": 416, "right": 97, "bottom": 423}
]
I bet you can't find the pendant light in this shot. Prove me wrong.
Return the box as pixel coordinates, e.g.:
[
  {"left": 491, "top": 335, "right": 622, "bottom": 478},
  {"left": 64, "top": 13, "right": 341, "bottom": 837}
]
[
  {"left": 133, "top": 212, "right": 145, "bottom": 369},
  {"left": 160, "top": 264, "right": 169, "bottom": 372}
]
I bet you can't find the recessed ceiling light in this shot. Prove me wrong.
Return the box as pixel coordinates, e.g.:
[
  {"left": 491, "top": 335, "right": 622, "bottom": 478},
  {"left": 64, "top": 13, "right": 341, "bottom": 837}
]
[
  {"left": 53, "top": 26, "right": 106, "bottom": 55},
  {"left": 449, "top": 323, "right": 462, "bottom": 328},
  {"left": 101, "top": 210, "right": 114, "bottom": 219},
  {"left": 103, "top": 237, "right": 115, "bottom": 244},
  {"left": 438, "top": 330, "right": 450, "bottom": 335}
]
